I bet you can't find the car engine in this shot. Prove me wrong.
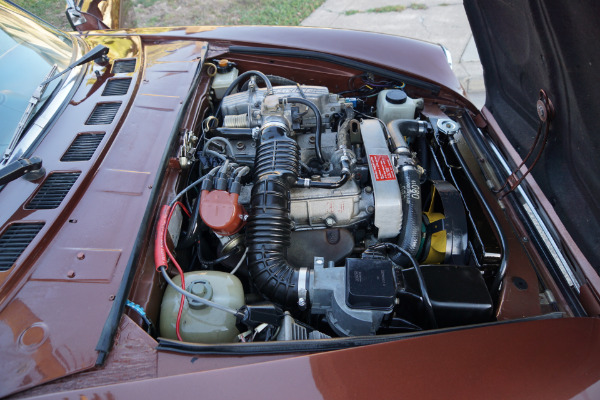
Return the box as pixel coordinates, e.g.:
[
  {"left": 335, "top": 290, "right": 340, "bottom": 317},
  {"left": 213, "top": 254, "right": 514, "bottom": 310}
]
[{"left": 155, "top": 64, "right": 495, "bottom": 343}]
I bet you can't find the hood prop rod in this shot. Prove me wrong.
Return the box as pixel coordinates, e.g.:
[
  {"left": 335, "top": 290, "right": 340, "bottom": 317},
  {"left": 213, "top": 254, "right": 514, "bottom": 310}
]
[{"left": 494, "top": 89, "right": 555, "bottom": 199}]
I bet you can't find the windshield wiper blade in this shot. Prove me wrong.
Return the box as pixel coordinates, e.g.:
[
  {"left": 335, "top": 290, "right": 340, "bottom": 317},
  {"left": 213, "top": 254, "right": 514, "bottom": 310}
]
[
  {"left": 2, "top": 45, "right": 110, "bottom": 163},
  {"left": 3, "top": 65, "right": 58, "bottom": 162}
]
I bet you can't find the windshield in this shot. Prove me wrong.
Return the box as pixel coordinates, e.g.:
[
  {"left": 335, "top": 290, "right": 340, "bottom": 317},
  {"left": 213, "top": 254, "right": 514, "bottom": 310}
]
[{"left": 0, "top": 3, "right": 74, "bottom": 156}]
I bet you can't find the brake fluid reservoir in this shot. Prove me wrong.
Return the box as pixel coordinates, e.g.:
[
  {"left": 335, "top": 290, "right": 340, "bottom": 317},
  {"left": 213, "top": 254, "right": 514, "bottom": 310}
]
[
  {"left": 376, "top": 90, "right": 423, "bottom": 124},
  {"left": 160, "top": 271, "right": 244, "bottom": 343},
  {"left": 212, "top": 59, "right": 238, "bottom": 100}
]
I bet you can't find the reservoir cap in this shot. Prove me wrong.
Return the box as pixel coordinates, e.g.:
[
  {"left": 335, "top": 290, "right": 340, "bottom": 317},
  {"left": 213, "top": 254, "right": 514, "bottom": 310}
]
[
  {"left": 385, "top": 90, "right": 408, "bottom": 104},
  {"left": 188, "top": 280, "right": 213, "bottom": 309}
]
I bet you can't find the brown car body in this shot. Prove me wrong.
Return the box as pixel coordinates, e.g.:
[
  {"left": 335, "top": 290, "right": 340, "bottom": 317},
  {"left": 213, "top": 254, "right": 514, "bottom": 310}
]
[{"left": 1, "top": 1, "right": 599, "bottom": 398}]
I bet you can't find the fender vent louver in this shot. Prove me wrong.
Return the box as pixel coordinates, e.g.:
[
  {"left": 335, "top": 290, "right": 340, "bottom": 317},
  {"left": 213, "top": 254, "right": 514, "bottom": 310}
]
[
  {"left": 102, "top": 78, "right": 132, "bottom": 96},
  {"left": 25, "top": 172, "right": 81, "bottom": 210},
  {"left": 86, "top": 102, "right": 121, "bottom": 125},
  {"left": 0, "top": 223, "right": 45, "bottom": 271},
  {"left": 61, "top": 132, "right": 105, "bottom": 162},
  {"left": 112, "top": 59, "right": 136, "bottom": 73}
]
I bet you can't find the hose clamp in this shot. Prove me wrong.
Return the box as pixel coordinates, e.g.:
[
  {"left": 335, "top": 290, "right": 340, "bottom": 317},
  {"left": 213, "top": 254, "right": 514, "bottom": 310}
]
[
  {"left": 251, "top": 127, "right": 260, "bottom": 141},
  {"left": 297, "top": 267, "right": 309, "bottom": 310},
  {"left": 260, "top": 120, "right": 288, "bottom": 132},
  {"left": 394, "top": 147, "right": 412, "bottom": 157}
]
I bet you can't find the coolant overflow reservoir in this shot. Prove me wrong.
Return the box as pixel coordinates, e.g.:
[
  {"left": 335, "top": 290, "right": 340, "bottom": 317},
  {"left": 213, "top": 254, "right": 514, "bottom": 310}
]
[
  {"left": 160, "top": 271, "right": 244, "bottom": 343},
  {"left": 212, "top": 59, "right": 238, "bottom": 100},
  {"left": 376, "top": 89, "right": 423, "bottom": 124}
]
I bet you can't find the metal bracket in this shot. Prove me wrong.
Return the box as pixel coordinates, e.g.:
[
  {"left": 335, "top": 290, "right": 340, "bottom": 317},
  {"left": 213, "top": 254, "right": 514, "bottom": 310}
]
[{"left": 66, "top": 0, "right": 87, "bottom": 27}]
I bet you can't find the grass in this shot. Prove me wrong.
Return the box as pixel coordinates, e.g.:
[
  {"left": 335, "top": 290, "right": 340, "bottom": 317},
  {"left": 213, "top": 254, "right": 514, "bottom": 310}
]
[
  {"left": 10, "top": 0, "right": 434, "bottom": 30},
  {"left": 408, "top": 3, "right": 428, "bottom": 10},
  {"left": 12, "top": 0, "right": 71, "bottom": 30},
  {"left": 346, "top": 3, "right": 429, "bottom": 16},
  {"left": 14, "top": 0, "right": 325, "bottom": 29},
  {"left": 368, "top": 5, "right": 406, "bottom": 13},
  {"left": 134, "top": 0, "right": 160, "bottom": 6},
  {"left": 239, "top": 0, "right": 324, "bottom": 25}
]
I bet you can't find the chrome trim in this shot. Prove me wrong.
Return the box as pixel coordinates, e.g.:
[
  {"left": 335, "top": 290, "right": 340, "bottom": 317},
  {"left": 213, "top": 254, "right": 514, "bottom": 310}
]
[
  {"left": 485, "top": 133, "right": 580, "bottom": 290},
  {"left": 439, "top": 44, "right": 453, "bottom": 70}
]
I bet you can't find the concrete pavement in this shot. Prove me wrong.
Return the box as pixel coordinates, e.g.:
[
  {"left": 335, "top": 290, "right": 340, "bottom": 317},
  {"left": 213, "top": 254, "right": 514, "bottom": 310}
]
[{"left": 301, "top": 0, "right": 485, "bottom": 107}]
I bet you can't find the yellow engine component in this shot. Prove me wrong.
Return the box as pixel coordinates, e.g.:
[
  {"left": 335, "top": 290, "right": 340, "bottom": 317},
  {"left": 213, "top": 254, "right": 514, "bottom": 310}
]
[
  {"left": 421, "top": 186, "right": 446, "bottom": 264},
  {"left": 423, "top": 211, "right": 446, "bottom": 264}
]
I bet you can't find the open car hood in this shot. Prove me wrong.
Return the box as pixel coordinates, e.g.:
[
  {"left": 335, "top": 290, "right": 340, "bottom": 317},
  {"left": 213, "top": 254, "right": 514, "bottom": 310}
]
[{"left": 464, "top": 0, "right": 600, "bottom": 273}]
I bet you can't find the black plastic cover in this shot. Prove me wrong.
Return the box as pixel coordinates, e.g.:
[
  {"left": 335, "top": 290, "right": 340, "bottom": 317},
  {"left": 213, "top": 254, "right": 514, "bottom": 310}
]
[
  {"left": 345, "top": 258, "right": 396, "bottom": 311},
  {"left": 401, "top": 264, "right": 493, "bottom": 328},
  {"left": 237, "top": 304, "right": 284, "bottom": 329}
]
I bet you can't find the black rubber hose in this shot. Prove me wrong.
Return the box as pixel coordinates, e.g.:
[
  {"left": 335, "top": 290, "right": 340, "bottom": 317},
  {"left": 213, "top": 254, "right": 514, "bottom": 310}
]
[
  {"left": 388, "top": 120, "right": 430, "bottom": 173},
  {"left": 246, "top": 127, "right": 304, "bottom": 310},
  {"left": 295, "top": 172, "right": 350, "bottom": 189},
  {"left": 396, "top": 167, "right": 422, "bottom": 264},
  {"left": 386, "top": 120, "right": 423, "bottom": 264},
  {"left": 285, "top": 97, "right": 324, "bottom": 165}
]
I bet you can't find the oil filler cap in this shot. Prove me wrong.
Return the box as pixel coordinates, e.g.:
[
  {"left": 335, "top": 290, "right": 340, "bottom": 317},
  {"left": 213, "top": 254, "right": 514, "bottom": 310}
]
[{"left": 385, "top": 90, "right": 407, "bottom": 105}]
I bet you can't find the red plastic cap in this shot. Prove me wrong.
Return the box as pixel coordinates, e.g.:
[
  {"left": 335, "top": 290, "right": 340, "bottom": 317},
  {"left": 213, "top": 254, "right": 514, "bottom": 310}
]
[{"left": 200, "top": 190, "right": 247, "bottom": 236}]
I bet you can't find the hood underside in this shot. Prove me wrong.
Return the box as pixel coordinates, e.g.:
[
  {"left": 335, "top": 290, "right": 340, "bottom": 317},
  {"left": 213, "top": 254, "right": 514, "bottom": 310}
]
[{"left": 464, "top": 0, "right": 600, "bottom": 272}]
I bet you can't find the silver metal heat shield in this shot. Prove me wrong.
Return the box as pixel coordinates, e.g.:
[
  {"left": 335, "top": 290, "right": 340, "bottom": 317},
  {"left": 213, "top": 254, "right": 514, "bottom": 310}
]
[{"left": 361, "top": 120, "right": 402, "bottom": 239}]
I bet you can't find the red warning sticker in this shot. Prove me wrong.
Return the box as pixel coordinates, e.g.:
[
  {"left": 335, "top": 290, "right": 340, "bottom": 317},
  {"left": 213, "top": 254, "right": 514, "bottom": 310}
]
[{"left": 369, "top": 154, "right": 396, "bottom": 181}]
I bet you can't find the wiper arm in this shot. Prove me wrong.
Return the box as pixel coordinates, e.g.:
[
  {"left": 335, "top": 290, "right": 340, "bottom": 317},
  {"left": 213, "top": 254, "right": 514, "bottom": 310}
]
[
  {"left": 2, "top": 45, "right": 110, "bottom": 163},
  {"left": 40, "top": 44, "right": 109, "bottom": 86},
  {"left": 3, "top": 65, "right": 58, "bottom": 162},
  {"left": 0, "top": 157, "right": 44, "bottom": 186}
]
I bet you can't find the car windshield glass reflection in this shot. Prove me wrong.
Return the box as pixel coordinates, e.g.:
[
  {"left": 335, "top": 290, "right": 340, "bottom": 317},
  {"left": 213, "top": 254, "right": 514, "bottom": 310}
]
[{"left": 0, "top": 5, "right": 73, "bottom": 156}]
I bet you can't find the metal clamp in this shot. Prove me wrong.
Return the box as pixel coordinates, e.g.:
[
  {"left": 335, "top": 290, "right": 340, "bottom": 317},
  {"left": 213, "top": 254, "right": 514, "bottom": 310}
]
[{"left": 297, "top": 266, "right": 310, "bottom": 310}]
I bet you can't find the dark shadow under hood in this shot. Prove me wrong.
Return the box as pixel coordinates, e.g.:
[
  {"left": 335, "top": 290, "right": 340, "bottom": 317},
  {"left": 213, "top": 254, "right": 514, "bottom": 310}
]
[{"left": 464, "top": 0, "right": 600, "bottom": 273}]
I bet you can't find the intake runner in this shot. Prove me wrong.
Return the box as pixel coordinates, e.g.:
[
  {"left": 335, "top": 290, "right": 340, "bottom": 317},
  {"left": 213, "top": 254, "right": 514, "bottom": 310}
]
[{"left": 246, "top": 122, "right": 305, "bottom": 310}]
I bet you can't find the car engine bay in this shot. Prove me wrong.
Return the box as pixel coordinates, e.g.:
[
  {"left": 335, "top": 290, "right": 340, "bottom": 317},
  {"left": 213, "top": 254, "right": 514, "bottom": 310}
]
[{"left": 147, "top": 59, "right": 510, "bottom": 345}]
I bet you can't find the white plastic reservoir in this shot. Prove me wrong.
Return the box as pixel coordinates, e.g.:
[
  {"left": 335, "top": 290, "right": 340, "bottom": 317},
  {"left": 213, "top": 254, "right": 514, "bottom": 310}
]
[
  {"left": 376, "top": 89, "right": 423, "bottom": 124},
  {"left": 212, "top": 59, "right": 239, "bottom": 100},
  {"left": 160, "top": 270, "right": 244, "bottom": 343}
]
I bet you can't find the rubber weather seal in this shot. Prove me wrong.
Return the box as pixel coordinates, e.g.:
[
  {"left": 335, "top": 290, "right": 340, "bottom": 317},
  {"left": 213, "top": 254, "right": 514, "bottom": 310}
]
[
  {"left": 157, "top": 313, "right": 564, "bottom": 356},
  {"left": 94, "top": 58, "right": 206, "bottom": 366},
  {"left": 228, "top": 46, "right": 441, "bottom": 95}
]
